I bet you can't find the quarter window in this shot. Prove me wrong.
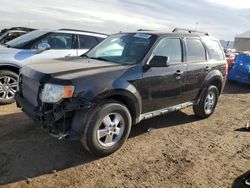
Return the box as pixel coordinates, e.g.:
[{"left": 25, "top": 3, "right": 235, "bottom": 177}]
[
  {"left": 186, "top": 38, "right": 206, "bottom": 62},
  {"left": 203, "top": 39, "right": 224, "bottom": 61},
  {"left": 79, "top": 35, "right": 98, "bottom": 49},
  {"left": 153, "top": 38, "right": 182, "bottom": 63}
]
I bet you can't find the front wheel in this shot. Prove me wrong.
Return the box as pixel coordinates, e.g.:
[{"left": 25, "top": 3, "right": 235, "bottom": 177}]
[
  {"left": 81, "top": 100, "right": 132, "bottom": 156},
  {"left": 193, "top": 85, "right": 219, "bottom": 118},
  {"left": 0, "top": 70, "right": 19, "bottom": 105}
]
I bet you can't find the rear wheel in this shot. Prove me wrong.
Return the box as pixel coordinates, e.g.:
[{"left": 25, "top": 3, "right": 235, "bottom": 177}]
[
  {"left": 81, "top": 100, "right": 132, "bottom": 156},
  {"left": 0, "top": 70, "right": 19, "bottom": 104},
  {"left": 193, "top": 85, "right": 219, "bottom": 118}
]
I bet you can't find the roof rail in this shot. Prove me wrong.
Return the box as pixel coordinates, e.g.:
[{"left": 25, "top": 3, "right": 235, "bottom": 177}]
[
  {"left": 137, "top": 29, "right": 155, "bottom": 31},
  {"left": 59, "top": 29, "right": 108, "bottom": 36},
  {"left": 172, "top": 28, "right": 209, "bottom": 36}
]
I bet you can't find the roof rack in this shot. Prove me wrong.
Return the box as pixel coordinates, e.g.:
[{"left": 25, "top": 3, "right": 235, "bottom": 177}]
[
  {"left": 59, "top": 29, "right": 108, "bottom": 36},
  {"left": 172, "top": 28, "right": 209, "bottom": 36}
]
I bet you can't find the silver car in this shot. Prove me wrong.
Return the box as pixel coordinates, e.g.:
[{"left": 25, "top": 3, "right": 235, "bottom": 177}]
[{"left": 0, "top": 29, "right": 108, "bottom": 104}]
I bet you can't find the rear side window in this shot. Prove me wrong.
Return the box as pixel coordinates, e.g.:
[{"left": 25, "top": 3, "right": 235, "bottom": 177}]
[
  {"left": 186, "top": 38, "right": 206, "bottom": 62},
  {"left": 153, "top": 38, "right": 182, "bottom": 63},
  {"left": 203, "top": 39, "right": 224, "bottom": 61},
  {"left": 96, "top": 37, "right": 106, "bottom": 43},
  {"left": 79, "top": 35, "right": 98, "bottom": 49}
]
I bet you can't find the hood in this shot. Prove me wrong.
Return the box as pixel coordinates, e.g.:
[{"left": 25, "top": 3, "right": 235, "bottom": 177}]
[
  {"left": 0, "top": 46, "right": 26, "bottom": 63},
  {"left": 0, "top": 46, "right": 20, "bottom": 53},
  {"left": 0, "top": 44, "right": 6, "bottom": 49},
  {"left": 21, "top": 57, "right": 128, "bottom": 82}
]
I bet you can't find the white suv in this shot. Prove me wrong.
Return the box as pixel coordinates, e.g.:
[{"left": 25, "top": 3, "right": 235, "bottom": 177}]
[{"left": 0, "top": 29, "right": 108, "bottom": 104}]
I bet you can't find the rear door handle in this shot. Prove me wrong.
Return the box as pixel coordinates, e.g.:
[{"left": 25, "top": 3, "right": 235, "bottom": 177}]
[
  {"left": 204, "top": 66, "right": 211, "bottom": 71},
  {"left": 175, "top": 70, "right": 184, "bottom": 76}
]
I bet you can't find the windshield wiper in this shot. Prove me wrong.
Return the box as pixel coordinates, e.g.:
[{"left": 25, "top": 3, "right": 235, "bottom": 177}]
[{"left": 3, "top": 43, "right": 11, "bottom": 48}]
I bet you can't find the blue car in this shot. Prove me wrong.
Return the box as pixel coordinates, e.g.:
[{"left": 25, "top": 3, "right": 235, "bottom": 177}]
[{"left": 228, "top": 53, "right": 250, "bottom": 84}]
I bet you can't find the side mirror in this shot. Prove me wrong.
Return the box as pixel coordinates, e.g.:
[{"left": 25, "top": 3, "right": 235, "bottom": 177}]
[
  {"left": 147, "top": 55, "right": 169, "bottom": 68},
  {"left": 37, "top": 43, "right": 50, "bottom": 53}
]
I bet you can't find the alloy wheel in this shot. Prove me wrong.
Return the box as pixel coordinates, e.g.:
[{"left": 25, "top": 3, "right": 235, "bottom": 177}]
[
  {"left": 0, "top": 76, "right": 18, "bottom": 101},
  {"left": 97, "top": 113, "right": 125, "bottom": 147}
]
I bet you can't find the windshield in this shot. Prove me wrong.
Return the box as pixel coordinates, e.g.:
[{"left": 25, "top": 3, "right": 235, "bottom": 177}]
[
  {"left": 6, "top": 30, "right": 47, "bottom": 48},
  {"left": 87, "top": 33, "right": 156, "bottom": 65}
]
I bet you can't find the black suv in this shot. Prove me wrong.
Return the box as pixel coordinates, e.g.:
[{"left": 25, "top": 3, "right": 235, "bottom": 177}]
[{"left": 16, "top": 28, "right": 227, "bottom": 156}]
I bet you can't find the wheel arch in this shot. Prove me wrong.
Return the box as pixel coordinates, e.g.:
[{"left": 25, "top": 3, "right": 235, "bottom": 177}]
[
  {"left": 94, "top": 89, "right": 141, "bottom": 125},
  {"left": 0, "top": 64, "right": 21, "bottom": 74},
  {"left": 196, "top": 70, "right": 224, "bottom": 102}
]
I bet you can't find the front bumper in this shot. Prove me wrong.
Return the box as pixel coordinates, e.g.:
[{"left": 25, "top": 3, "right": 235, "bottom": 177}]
[{"left": 15, "top": 91, "right": 92, "bottom": 139}]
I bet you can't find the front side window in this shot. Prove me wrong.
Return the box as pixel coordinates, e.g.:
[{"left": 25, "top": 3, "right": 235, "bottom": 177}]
[
  {"left": 152, "top": 38, "right": 182, "bottom": 63},
  {"left": 87, "top": 33, "right": 156, "bottom": 65},
  {"left": 186, "top": 38, "right": 206, "bottom": 62},
  {"left": 34, "top": 33, "right": 73, "bottom": 49},
  {"left": 79, "top": 35, "right": 99, "bottom": 49},
  {"left": 203, "top": 39, "right": 225, "bottom": 61}
]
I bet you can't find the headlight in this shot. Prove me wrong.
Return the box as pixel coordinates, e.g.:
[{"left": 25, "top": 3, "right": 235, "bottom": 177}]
[{"left": 40, "top": 83, "right": 75, "bottom": 103}]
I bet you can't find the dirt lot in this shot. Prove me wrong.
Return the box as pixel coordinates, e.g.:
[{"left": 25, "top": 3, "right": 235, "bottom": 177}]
[{"left": 0, "top": 82, "right": 249, "bottom": 188}]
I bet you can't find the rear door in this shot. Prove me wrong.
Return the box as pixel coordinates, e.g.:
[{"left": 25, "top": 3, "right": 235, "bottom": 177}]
[
  {"left": 77, "top": 35, "right": 100, "bottom": 56},
  {"left": 141, "top": 37, "right": 186, "bottom": 113},
  {"left": 182, "top": 37, "right": 209, "bottom": 102}
]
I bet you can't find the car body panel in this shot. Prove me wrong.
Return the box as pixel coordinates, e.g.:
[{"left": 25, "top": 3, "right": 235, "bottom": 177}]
[
  {"left": 228, "top": 54, "right": 250, "bottom": 84},
  {"left": 0, "top": 30, "right": 108, "bottom": 69}
]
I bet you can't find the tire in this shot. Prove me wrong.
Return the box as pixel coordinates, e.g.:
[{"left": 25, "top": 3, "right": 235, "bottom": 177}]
[
  {"left": 193, "top": 85, "right": 219, "bottom": 118},
  {"left": 81, "top": 100, "right": 132, "bottom": 156},
  {"left": 0, "top": 70, "right": 19, "bottom": 105}
]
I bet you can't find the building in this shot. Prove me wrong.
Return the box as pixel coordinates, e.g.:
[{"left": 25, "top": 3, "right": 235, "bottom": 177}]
[
  {"left": 234, "top": 30, "right": 250, "bottom": 51},
  {"left": 220, "top": 40, "right": 234, "bottom": 49}
]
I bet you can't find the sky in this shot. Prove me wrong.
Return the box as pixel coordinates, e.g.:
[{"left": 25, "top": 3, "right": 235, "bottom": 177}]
[{"left": 0, "top": 0, "right": 249, "bottom": 40}]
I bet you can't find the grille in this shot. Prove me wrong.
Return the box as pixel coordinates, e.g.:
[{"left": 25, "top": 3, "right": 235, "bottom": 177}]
[{"left": 21, "top": 75, "right": 40, "bottom": 107}]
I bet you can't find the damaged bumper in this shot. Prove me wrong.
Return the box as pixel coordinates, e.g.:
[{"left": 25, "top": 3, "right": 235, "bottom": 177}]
[{"left": 15, "top": 91, "right": 92, "bottom": 140}]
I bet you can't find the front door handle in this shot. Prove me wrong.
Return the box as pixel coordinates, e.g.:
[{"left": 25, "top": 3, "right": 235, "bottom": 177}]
[
  {"left": 65, "top": 54, "right": 74, "bottom": 57},
  {"left": 175, "top": 70, "right": 184, "bottom": 76}
]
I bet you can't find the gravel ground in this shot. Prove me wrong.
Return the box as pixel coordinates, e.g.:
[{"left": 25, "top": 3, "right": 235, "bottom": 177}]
[{"left": 0, "top": 81, "right": 249, "bottom": 188}]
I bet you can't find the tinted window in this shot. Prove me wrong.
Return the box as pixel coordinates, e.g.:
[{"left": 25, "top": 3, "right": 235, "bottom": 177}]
[
  {"left": 79, "top": 35, "right": 98, "bottom": 49},
  {"left": 34, "top": 33, "right": 73, "bottom": 49},
  {"left": 96, "top": 37, "right": 105, "bottom": 43},
  {"left": 0, "top": 32, "right": 24, "bottom": 43},
  {"left": 153, "top": 38, "right": 182, "bottom": 63},
  {"left": 186, "top": 38, "right": 206, "bottom": 62},
  {"left": 203, "top": 39, "right": 224, "bottom": 61}
]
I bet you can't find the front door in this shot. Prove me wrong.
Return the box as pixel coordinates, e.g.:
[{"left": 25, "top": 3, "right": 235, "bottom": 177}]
[
  {"left": 30, "top": 32, "right": 78, "bottom": 62},
  {"left": 140, "top": 37, "right": 186, "bottom": 113}
]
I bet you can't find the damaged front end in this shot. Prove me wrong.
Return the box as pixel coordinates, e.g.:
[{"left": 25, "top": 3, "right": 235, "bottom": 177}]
[
  {"left": 16, "top": 91, "right": 92, "bottom": 140},
  {"left": 15, "top": 73, "right": 93, "bottom": 140}
]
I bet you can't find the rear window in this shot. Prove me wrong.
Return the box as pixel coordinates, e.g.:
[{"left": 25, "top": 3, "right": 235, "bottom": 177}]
[
  {"left": 186, "top": 38, "right": 206, "bottom": 62},
  {"left": 203, "top": 39, "right": 224, "bottom": 61}
]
